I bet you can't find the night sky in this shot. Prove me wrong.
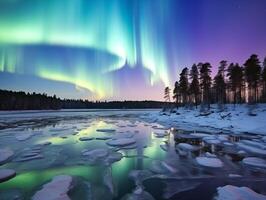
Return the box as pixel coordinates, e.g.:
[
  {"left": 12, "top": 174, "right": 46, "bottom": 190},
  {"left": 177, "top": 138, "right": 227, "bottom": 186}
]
[{"left": 0, "top": 0, "right": 266, "bottom": 100}]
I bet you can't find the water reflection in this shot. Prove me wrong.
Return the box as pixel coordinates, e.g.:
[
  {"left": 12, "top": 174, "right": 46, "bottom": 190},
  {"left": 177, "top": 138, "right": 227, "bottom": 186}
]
[{"left": 0, "top": 115, "right": 265, "bottom": 200}]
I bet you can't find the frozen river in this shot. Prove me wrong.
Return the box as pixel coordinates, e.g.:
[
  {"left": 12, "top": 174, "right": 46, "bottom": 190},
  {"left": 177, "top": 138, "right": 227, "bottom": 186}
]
[{"left": 0, "top": 110, "right": 266, "bottom": 200}]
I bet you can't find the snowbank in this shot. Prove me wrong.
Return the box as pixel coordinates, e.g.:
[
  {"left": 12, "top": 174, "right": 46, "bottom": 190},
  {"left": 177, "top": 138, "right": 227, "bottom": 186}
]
[{"left": 143, "top": 104, "right": 266, "bottom": 135}]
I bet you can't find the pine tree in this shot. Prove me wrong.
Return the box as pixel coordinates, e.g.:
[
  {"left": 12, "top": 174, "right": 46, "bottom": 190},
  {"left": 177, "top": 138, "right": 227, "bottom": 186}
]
[
  {"left": 244, "top": 54, "right": 261, "bottom": 104},
  {"left": 214, "top": 61, "right": 227, "bottom": 110},
  {"left": 179, "top": 67, "right": 189, "bottom": 105},
  {"left": 261, "top": 57, "right": 266, "bottom": 102},
  {"left": 164, "top": 87, "right": 171, "bottom": 102},
  {"left": 199, "top": 63, "right": 212, "bottom": 110},
  {"left": 189, "top": 64, "right": 200, "bottom": 108},
  {"left": 173, "top": 81, "right": 180, "bottom": 107}
]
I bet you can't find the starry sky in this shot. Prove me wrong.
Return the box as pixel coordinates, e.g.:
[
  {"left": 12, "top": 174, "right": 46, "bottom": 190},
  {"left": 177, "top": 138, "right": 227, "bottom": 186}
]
[{"left": 0, "top": 0, "right": 266, "bottom": 100}]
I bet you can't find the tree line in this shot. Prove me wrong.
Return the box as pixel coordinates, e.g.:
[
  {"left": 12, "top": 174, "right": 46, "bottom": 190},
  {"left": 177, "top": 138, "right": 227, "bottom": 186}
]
[
  {"left": 164, "top": 54, "right": 266, "bottom": 111},
  {"left": 0, "top": 89, "right": 168, "bottom": 110}
]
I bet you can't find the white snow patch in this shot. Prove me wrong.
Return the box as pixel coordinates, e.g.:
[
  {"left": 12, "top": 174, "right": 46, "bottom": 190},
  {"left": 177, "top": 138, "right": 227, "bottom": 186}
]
[
  {"left": 196, "top": 157, "right": 223, "bottom": 168},
  {"left": 216, "top": 185, "right": 266, "bottom": 200},
  {"left": 242, "top": 157, "right": 266, "bottom": 169},
  {"left": 237, "top": 143, "right": 266, "bottom": 156},
  {"left": 177, "top": 143, "right": 199, "bottom": 151}
]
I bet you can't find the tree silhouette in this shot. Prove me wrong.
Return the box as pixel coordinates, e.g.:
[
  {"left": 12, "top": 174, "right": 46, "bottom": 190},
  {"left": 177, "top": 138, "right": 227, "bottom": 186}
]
[
  {"left": 227, "top": 63, "right": 244, "bottom": 105},
  {"left": 262, "top": 57, "right": 266, "bottom": 102},
  {"left": 173, "top": 81, "right": 180, "bottom": 108},
  {"left": 214, "top": 61, "right": 227, "bottom": 110},
  {"left": 164, "top": 87, "right": 171, "bottom": 103},
  {"left": 244, "top": 54, "right": 261, "bottom": 104},
  {"left": 199, "top": 63, "right": 212, "bottom": 110},
  {"left": 179, "top": 67, "right": 189, "bottom": 105},
  {"left": 189, "top": 64, "right": 200, "bottom": 108}
]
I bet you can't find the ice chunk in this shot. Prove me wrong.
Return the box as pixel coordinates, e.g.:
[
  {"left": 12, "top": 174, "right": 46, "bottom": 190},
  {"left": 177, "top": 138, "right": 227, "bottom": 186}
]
[
  {"left": 176, "top": 143, "right": 199, "bottom": 152},
  {"left": 228, "top": 174, "right": 242, "bottom": 178},
  {"left": 82, "top": 148, "right": 108, "bottom": 158},
  {"left": 96, "top": 129, "right": 116, "bottom": 133},
  {"left": 79, "top": 137, "right": 94, "bottom": 141},
  {"left": 0, "top": 148, "right": 14, "bottom": 164},
  {"left": 205, "top": 152, "right": 217, "bottom": 158},
  {"left": 196, "top": 157, "right": 223, "bottom": 168},
  {"left": 190, "top": 133, "right": 211, "bottom": 138},
  {"left": 215, "top": 185, "right": 266, "bottom": 200},
  {"left": 203, "top": 136, "right": 221, "bottom": 145},
  {"left": 0, "top": 169, "right": 16, "bottom": 183},
  {"left": 242, "top": 157, "right": 266, "bottom": 169},
  {"left": 153, "top": 131, "right": 169, "bottom": 138},
  {"left": 106, "top": 138, "right": 136, "bottom": 147},
  {"left": 237, "top": 143, "right": 266, "bottom": 156},
  {"left": 32, "top": 175, "right": 73, "bottom": 200},
  {"left": 95, "top": 136, "right": 112, "bottom": 140},
  {"left": 240, "top": 140, "right": 266, "bottom": 150}
]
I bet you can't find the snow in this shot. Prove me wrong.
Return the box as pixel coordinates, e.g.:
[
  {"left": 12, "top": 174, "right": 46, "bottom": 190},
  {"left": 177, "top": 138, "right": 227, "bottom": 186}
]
[
  {"left": 0, "top": 148, "right": 14, "bottom": 164},
  {"left": 106, "top": 138, "right": 136, "bottom": 147},
  {"left": 216, "top": 185, "right": 266, "bottom": 200},
  {"left": 240, "top": 140, "right": 266, "bottom": 150},
  {"left": 242, "top": 157, "right": 266, "bottom": 169},
  {"left": 196, "top": 157, "right": 223, "bottom": 168},
  {"left": 0, "top": 169, "right": 16, "bottom": 183},
  {"left": 176, "top": 143, "right": 199, "bottom": 151},
  {"left": 237, "top": 143, "right": 266, "bottom": 156},
  {"left": 32, "top": 175, "right": 73, "bottom": 200},
  {"left": 142, "top": 104, "right": 266, "bottom": 135}
]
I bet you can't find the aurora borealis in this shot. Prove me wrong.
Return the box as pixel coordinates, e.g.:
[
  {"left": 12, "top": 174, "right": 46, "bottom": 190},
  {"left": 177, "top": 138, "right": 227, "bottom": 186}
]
[{"left": 0, "top": 0, "right": 266, "bottom": 100}]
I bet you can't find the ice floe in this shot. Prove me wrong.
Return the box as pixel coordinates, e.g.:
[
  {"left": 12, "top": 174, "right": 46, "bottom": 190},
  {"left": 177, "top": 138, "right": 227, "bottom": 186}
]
[
  {"left": 79, "top": 136, "right": 94, "bottom": 141},
  {"left": 242, "top": 157, "right": 266, "bottom": 169},
  {"left": 32, "top": 175, "right": 73, "bottom": 200},
  {"left": 215, "top": 185, "right": 266, "bottom": 200},
  {"left": 237, "top": 143, "right": 266, "bottom": 156},
  {"left": 0, "top": 169, "right": 16, "bottom": 183},
  {"left": 106, "top": 138, "right": 136, "bottom": 147},
  {"left": 96, "top": 129, "right": 116, "bottom": 133},
  {"left": 176, "top": 143, "right": 199, "bottom": 152},
  {"left": 196, "top": 157, "right": 223, "bottom": 168},
  {"left": 153, "top": 131, "right": 169, "bottom": 138},
  {"left": 0, "top": 148, "right": 14, "bottom": 164}
]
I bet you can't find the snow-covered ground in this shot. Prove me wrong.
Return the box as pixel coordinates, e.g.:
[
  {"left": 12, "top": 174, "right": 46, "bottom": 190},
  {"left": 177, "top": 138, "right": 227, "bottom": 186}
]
[{"left": 141, "top": 104, "right": 266, "bottom": 135}]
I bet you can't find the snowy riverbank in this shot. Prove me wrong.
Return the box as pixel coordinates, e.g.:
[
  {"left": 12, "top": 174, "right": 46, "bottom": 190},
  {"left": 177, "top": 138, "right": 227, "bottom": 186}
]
[{"left": 142, "top": 104, "right": 266, "bottom": 135}]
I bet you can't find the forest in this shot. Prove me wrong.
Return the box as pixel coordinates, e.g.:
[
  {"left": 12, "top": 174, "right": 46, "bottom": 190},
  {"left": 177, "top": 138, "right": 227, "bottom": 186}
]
[
  {"left": 165, "top": 54, "right": 266, "bottom": 111},
  {"left": 0, "top": 89, "right": 167, "bottom": 110}
]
